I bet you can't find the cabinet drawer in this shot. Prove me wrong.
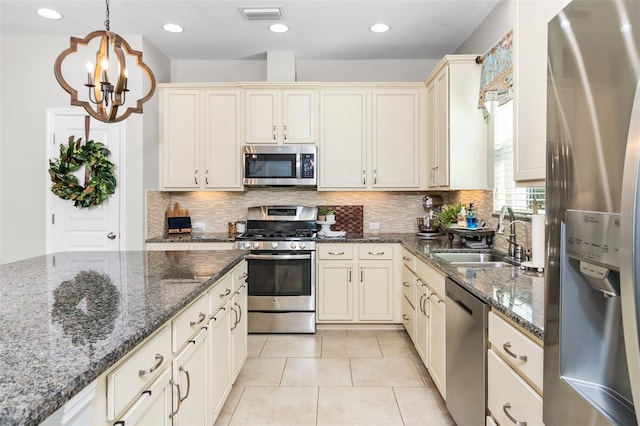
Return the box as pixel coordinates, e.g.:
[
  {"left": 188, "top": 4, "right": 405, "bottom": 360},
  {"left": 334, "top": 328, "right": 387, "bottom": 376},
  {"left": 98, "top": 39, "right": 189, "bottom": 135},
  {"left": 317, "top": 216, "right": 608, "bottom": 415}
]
[
  {"left": 402, "top": 295, "right": 416, "bottom": 341},
  {"left": 401, "top": 248, "right": 415, "bottom": 271},
  {"left": 210, "top": 274, "right": 234, "bottom": 311},
  {"left": 107, "top": 326, "right": 171, "bottom": 419},
  {"left": 231, "top": 261, "right": 248, "bottom": 292},
  {"left": 415, "top": 259, "right": 446, "bottom": 298},
  {"left": 488, "top": 311, "right": 543, "bottom": 392},
  {"left": 402, "top": 265, "right": 416, "bottom": 307},
  {"left": 173, "top": 292, "right": 210, "bottom": 352},
  {"left": 488, "top": 349, "right": 543, "bottom": 426},
  {"left": 318, "top": 244, "right": 354, "bottom": 259},
  {"left": 358, "top": 244, "right": 394, "bottom": 260}
]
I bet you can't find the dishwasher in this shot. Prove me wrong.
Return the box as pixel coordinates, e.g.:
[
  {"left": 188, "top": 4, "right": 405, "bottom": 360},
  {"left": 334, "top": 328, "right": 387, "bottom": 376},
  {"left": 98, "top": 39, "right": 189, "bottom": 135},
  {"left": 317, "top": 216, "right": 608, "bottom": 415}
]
[{"left": 445, "top": 277, "right": 489, "bottom": 426}]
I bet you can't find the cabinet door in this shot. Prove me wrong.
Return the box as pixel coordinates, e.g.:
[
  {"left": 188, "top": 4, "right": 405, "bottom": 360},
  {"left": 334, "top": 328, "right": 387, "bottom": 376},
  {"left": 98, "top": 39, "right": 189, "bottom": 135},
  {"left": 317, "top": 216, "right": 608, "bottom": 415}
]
[
  {"left": 415, "top": 280, "right": 430, "bottom": 364},
  {"left": 244, "top": 90, "right": 278, "bottom": 144},
  {"left": 426, "top": 81, "right": 439, "bottom": 188},
  {"left": 203, "top": 90, "right": 243, "bottom": 190},
  {"left": 172, "top": 329, "right": 208, "bottom": 426},
  {"left": 209, "top": 303, "right": 232, "bottom": 422},
  {"left": 317, "top": 261, "right": 355, "bottom": 321},
  {"left": 435, "top": 69, "right": 449, "bottom": 187},
  {"left": 114, "top": 368, "right": 172, "bottom": 426},
  {"left": 514, "top": 0, "right": 567, "bottom": 181},
  {"left": 371, "top": 90, "right": 421, "bottom": 188},
  {"left": 160, "top": 89, "right": 201, "bottom": 188},
  {"left": 319, "top": 90, "right": 368, "bottom": 189},
  {"left": 429, "top": 291, "right": 446, "bottom": 399},
  {"left": 358, "top": 262, "right": 394, "bottom": 321},
  {"left": 282, "top": 90, "right": 317, "bottom": 144},
  {"left": 230, "top": 284, "right": 248, "bottom": 383}
]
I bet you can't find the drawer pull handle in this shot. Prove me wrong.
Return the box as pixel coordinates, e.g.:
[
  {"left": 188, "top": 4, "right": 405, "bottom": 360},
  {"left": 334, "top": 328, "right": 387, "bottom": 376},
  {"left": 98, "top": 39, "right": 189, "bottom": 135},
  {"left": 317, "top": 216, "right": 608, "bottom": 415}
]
[
  {"left": 503, "top": 342, "right": 528, "bottom": 361},
  {"left": 368, "top": 251, "right": 385, "bottom": 255},
  {"left": 179, "top": 367, "right": 191, "bottom": 401},
  {"left": 169, "top": 380, "right": 181, "bottom": 418},
  {"left": 190, "top": 312, "right": 206, "bottom": 327},
  {"left": 328, "top": 251, "right": 345, "bottom": 255},
  {"left": 403, "top": 256, "right": 411, "bottom": 261},
  {"left": 402, "top": 281, "right": 410, "bottom": 287},
  {"left": 230, "top": 306, "right": 238, "bottom": 331},
  {"left": 220, "top": 288, "right": 231, "bottom": 298},
  {"left": 402, "top": 314, "right": 410, "bottom": 321},
  {"left": 239, "top": 272, "right": 248, "bottom": 280},
  {"left": 503, "top": 403, "right": 527, "bottom": 426},
  {"left": 138, "top": 354, "right": 163, "bottom": 377}
]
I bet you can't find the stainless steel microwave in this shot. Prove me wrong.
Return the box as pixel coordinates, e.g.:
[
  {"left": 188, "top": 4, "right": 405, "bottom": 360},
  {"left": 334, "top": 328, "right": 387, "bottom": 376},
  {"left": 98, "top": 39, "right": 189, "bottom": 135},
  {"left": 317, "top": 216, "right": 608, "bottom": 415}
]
[{"left": 243, "top": 145, "right": 316, "bottom": 187}]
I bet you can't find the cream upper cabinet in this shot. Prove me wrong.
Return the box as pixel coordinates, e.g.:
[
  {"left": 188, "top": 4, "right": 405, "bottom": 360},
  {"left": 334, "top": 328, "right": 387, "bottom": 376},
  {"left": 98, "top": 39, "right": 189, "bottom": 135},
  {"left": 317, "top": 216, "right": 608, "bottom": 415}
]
[
  {"left": 513, "top": 0, "right": 569, "bottom": 182},
  {"left": 425, "top": 55, "right": 487, "bottom": 190},
  {"left": 244, "top": 87, "right": 318, "bottom": 144},
  {"left": 319, "top": 89, "right": 368, "bottom": 189},
  {"left": 319, "top": 85, "right": 425, "bottom": 191},
  {"left": 159, "top": 85, "right": 243, "bottom": 191},
  {"left": 160, "top": 88, "right": 200, "bottom": 189},
  {"left": 371, "top": 89, "right": 422, "bottom": 188}
]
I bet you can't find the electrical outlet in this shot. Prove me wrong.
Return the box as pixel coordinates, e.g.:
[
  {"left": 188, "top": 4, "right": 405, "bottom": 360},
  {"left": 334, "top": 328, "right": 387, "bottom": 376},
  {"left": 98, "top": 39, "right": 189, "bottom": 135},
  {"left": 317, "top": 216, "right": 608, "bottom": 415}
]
[
  {"left": 369, "top": 222, "right": 380, "bottom": 230},
  {"left": 192, "top": 222, "right": 205, "bottom": 231}
]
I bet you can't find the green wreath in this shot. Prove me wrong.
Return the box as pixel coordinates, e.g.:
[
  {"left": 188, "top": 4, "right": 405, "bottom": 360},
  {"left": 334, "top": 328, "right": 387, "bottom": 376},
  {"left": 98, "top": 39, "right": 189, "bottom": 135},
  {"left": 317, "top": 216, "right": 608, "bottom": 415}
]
[{"left": 49, "top": 135, "right": 116, "bottom": 208}]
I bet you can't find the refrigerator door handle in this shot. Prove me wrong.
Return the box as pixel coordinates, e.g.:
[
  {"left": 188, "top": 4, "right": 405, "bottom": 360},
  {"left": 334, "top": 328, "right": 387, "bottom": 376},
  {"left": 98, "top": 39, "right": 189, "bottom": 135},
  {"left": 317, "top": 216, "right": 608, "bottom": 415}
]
[{"left": 619, "top": 79, "right": 640, "bottom": 416}]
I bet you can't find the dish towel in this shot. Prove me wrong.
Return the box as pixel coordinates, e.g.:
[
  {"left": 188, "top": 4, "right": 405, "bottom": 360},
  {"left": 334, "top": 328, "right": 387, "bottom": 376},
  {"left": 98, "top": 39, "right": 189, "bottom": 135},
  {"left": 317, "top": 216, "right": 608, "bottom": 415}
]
[{"left": 465, "top": 237, "right": 488, "bottom": 249}]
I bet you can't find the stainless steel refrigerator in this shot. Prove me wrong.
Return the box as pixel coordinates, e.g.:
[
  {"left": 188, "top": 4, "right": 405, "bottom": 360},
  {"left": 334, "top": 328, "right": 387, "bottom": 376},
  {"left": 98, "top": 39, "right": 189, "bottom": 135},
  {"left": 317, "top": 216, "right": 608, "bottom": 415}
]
[{"left": 545, "top": 0, "right": 640, "bottom": 424}]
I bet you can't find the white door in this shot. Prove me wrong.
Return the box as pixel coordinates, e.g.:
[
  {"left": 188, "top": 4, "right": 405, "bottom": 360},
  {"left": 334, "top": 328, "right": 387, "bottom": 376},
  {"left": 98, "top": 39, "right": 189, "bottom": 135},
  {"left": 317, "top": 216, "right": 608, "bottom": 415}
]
[{"left": 46, "top": 110, "right": 123, "bottom": 253}]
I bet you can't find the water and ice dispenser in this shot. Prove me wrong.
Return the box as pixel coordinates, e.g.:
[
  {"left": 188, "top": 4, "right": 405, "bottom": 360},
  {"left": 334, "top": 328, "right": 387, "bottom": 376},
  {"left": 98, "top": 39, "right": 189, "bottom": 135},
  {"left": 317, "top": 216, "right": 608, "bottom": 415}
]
[{"left": 560, "top": 210, "right": 635, "bottom": 424}]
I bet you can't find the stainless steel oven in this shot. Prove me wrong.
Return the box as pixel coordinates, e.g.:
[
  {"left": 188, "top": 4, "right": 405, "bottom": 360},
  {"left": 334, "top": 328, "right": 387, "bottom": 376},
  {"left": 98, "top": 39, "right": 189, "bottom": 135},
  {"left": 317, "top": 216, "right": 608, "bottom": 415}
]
[
  {"left": 236, "top": 206, "right": 317, "bottom": 333},
  {"left": 244, "top": 250, "right": 316, "bottom": 333}
]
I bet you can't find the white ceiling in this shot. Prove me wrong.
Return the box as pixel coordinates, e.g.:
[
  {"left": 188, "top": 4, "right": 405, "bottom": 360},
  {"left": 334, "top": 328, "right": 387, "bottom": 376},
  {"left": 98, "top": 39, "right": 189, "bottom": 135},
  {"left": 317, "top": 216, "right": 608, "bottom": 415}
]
[{"left": 0, "top": 0, "right": 500, "bottom": 61}]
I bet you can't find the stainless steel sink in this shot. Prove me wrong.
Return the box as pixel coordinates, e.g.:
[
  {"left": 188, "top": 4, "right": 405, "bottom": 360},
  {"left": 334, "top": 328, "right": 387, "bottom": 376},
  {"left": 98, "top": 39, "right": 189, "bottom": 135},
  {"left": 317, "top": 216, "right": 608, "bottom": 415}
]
[{"left": 433, "top": 252, "right": 512, "bottom": 268}]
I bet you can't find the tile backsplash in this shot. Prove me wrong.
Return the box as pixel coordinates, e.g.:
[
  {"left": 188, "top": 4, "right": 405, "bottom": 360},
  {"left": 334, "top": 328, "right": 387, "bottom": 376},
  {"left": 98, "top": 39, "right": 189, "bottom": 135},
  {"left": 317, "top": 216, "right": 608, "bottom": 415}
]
[{"left": 146, "top": 188, "right": 531, "bottom": 256}]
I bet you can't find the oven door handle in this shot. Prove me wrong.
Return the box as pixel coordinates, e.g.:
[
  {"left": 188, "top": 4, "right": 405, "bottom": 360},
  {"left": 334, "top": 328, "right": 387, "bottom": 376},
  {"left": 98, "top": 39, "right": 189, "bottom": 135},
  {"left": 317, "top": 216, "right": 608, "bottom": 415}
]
[{"left": 244, "top": 254, "right": 312, "bottom": 260}]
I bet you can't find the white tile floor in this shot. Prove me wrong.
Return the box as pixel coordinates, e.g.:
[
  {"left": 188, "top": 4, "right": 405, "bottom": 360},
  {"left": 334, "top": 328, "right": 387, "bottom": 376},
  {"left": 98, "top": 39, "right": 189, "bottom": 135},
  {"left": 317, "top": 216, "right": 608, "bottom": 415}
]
[{"left": 214, "top": 328, "right": 455, "bottom": 426}]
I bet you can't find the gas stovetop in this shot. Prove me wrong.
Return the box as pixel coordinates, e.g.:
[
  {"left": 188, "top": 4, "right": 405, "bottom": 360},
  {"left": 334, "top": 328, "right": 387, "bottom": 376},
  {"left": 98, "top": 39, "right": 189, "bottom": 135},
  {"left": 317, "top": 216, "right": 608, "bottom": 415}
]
[{"left": 235, "top": 205, "right": 318, "bottom": 251}]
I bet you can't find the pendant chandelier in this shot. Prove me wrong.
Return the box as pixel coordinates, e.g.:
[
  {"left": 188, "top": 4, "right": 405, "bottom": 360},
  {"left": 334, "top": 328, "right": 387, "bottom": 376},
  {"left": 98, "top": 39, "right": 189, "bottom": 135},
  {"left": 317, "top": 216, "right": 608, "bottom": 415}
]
[{"left": 53, "top": 0, "right": 156, "bottom": 123}]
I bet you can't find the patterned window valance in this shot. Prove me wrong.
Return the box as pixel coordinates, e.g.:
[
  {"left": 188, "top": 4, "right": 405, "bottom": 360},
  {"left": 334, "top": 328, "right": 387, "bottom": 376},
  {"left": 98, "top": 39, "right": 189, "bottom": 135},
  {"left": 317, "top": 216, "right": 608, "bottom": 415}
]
[{"left": 478, "top": 30, "right": 513, "bottom": 118}]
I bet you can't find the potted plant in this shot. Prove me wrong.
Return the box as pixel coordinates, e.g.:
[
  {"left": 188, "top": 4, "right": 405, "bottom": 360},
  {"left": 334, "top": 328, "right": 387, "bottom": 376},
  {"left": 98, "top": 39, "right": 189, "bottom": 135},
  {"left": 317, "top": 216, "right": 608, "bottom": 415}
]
[
  {"left": 434, "top": 203, "right": 464, "bottom": 229},
  {"left": 318, "top": 206, "right": 336, "bottom": 222}
]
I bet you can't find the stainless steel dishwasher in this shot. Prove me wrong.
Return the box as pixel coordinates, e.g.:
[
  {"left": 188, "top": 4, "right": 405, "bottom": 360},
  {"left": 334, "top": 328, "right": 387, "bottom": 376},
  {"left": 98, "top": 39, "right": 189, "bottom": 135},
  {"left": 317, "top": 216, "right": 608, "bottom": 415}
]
[{"left": 445, "top": 277, "right": 489, "bottom": 426}]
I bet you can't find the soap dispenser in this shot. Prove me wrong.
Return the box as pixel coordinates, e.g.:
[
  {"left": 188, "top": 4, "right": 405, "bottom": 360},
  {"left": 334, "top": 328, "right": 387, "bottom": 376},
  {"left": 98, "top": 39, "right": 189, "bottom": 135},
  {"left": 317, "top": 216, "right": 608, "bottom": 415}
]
[
  {"left": 466, "top": 203, "right": 477, "bottom": 229},
  {"left": 457, "top": 206, "right": 467, "bottom": 227}
]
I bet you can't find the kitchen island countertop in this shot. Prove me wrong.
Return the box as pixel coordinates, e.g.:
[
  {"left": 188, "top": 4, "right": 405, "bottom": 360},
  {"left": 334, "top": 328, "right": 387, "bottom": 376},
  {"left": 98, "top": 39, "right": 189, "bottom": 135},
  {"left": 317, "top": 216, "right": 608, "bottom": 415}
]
[{"left": 0, "top": 250, "right": 245, "bottom": 426}]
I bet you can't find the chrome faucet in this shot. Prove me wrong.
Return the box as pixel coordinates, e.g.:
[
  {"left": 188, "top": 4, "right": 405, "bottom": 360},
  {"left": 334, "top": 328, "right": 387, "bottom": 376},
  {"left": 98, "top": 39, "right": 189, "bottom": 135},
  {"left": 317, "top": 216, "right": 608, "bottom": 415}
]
[
  {"left": 496, "top": 205, "right": 514, "bottom": 235},
  {"left": 496, "top": 205, "right": 522, "bottom": 260},
  {"left": 508, "top": 220, "right": 528, "bottom": 261}
]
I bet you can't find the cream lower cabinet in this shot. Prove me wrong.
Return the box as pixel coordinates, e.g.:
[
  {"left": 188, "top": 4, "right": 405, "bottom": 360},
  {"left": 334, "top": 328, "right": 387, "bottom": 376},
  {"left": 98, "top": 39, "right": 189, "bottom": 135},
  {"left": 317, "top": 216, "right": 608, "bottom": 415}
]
[
  {"left": 114, "top": 368, "right": 173, "bottom": 426},
  {"left": 317, "top": 243, "right": 399, "bottom": 323},
  {"left": 318, "top": 85, "right": 426, "bottom": 191},
  {"left": 414, "top": 257, "right": 447, "bottom": 399},
  {"left": 104, "top": 262, "right": 246, "bottom": 426},
  {"left": 171, "top": 329, "right": 208, "bottom": 425},
  {"left": 487, "top": 311, "right": 543, "bottom": 426},
  {"left": 159, "top": 86, "right": 243, "bottom": 191},
  {"left": 208, "top": 299, "right": 232, "bottom": 422}
]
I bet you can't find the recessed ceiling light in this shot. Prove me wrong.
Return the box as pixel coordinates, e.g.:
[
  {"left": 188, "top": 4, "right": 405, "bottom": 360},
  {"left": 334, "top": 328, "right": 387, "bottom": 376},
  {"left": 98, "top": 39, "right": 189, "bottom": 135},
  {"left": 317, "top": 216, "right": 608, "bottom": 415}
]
[
  {"left": 369, "top": 23, "right": 390, "bottom": 33},
  {"left": 163, "top": 23, "right": 184, "bottom": 33},
  {"left": 37, "top": 8, "right": 62, "bottom": 20},
  {"left": 269, "top": 23, "right": 289, "bottom": 33}
]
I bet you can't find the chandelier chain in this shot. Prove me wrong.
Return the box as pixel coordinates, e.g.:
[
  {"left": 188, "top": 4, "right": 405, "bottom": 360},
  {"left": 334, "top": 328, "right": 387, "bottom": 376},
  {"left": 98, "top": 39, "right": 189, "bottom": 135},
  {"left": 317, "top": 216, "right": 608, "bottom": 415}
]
[{"left": 104, "top": 0, "right": 110, "bottom": 31}]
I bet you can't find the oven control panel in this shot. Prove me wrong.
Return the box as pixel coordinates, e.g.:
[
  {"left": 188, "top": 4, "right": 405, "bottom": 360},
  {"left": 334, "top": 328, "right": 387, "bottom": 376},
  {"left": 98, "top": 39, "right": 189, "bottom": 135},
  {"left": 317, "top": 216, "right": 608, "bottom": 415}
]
[{"left": 235, "top": 241, "right": 316, "bottom": 251}]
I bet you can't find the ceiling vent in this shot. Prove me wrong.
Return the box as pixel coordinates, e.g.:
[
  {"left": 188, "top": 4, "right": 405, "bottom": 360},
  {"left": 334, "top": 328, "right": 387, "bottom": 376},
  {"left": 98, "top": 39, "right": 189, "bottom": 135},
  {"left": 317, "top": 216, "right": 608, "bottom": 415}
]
[{"left": 238, "top": 7, "right": 284, "bottom": 20}]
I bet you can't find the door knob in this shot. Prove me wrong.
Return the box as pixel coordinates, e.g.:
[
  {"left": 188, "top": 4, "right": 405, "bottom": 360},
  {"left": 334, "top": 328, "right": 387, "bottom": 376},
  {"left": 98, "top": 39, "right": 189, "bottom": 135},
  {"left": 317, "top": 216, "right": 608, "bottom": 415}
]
[{"left": 107, "top": 232, "right": 117, "bottom": 240}]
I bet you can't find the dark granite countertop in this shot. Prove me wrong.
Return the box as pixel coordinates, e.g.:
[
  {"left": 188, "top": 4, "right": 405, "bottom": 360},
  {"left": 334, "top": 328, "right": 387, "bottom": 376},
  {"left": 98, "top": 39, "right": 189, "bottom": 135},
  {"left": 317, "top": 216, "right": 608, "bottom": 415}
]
[
  {"left": 315, "top": 233, "right": 545, "bottom": 341},
  {"left": 146, "top": 232, "right": 236, "bottom": 243},
  {"left": 0, "top": 250, "right": 245, "bottom": 426}
]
